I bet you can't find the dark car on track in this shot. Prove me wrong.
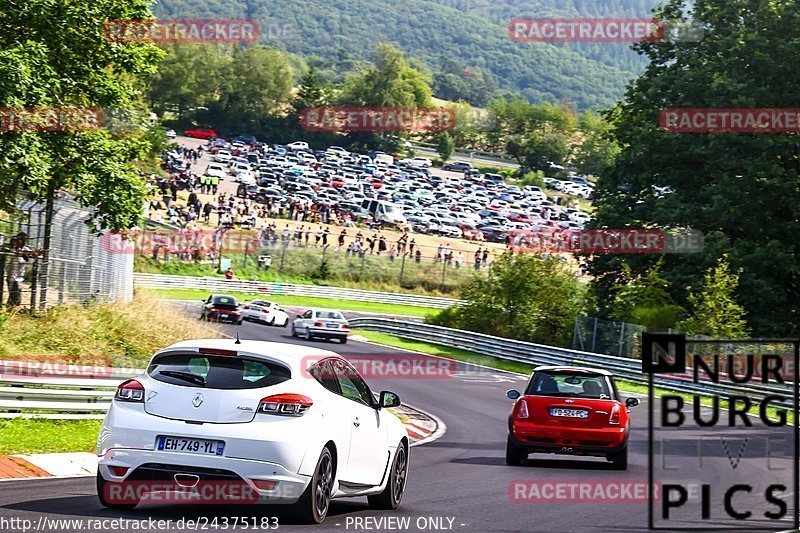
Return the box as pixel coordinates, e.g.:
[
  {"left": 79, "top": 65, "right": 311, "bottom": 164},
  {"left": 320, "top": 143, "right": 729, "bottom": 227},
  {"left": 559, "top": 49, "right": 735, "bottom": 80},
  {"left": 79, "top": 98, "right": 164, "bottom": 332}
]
[{"left": 199, "top": 294, "right": 243, "bottom": 324}]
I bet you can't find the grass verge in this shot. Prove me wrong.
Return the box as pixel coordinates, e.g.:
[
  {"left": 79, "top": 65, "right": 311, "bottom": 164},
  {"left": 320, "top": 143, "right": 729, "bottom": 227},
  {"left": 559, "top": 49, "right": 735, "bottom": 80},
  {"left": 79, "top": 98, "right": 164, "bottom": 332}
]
[
  {"left": 0, "top": 419, "right": 102, "bottom": 454},
  {"left": 149, "top": 288, "right": 437, "bottom": 318},
  {"left": 0, "top": 293, "right": 222, "bottom": 368}
]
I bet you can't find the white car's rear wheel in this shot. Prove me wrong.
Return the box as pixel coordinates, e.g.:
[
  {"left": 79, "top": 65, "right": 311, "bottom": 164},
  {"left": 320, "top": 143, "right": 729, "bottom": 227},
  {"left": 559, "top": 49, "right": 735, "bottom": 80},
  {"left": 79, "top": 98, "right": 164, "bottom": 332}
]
[
  {"left": 292, "top": 447, "right": 333, "bottom": 524},
  {"left": 369, "top": 443, "right": 407, "bottom": 510}
]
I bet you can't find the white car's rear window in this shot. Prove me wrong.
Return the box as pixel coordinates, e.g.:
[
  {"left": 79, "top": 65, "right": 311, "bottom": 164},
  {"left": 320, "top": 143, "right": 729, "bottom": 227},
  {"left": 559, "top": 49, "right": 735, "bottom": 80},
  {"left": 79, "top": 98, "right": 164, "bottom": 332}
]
[
  {"left": 148, "top": 354, "right": 291, "bottom": 390},
  {"left": 316, "top": 311, "right": 344, "bottom": 320}
]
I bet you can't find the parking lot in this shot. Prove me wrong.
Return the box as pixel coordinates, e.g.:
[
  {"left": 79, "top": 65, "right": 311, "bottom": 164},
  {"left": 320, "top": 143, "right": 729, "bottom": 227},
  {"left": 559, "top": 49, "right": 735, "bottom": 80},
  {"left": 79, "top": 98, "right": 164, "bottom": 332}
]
[{"left": 158, "top": 133, "right": 595, "bottom": 254}]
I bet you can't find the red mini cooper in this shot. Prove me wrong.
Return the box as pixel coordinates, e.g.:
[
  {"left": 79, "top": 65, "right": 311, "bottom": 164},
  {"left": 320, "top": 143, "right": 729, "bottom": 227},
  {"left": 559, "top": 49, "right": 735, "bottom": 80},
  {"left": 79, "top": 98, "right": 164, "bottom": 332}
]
[{"left": 505, "top": 366, "right": 639, "bottom": 469}]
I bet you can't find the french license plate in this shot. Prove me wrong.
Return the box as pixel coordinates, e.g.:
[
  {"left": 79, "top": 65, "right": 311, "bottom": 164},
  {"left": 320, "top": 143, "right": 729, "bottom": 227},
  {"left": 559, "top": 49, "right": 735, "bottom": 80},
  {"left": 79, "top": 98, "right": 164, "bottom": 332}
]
[
  {"left": 550, "top": 408, "right": 588, "bottom": 418},
  {"left": 157, "top": 436, "right": 225, "bottom": 456},
  {"left": 220, "top": 314, "right": 229, "bottom": 319},
  {"left": 326, "top": 323, "right": 338, "bottom": 328}
]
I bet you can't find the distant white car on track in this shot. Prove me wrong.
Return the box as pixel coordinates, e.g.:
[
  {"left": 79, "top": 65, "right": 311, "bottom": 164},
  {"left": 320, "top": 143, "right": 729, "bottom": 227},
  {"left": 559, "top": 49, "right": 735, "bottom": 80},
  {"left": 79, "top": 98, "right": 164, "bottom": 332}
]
[
  {"left": 241, "top": 300, "right": 290, "bottom": 326},
  {"left": 291, "top": 309, "right": 350, "bottom": 344},
  {"left": 97, "top": 339, "right": 409, "bottom": 524}
]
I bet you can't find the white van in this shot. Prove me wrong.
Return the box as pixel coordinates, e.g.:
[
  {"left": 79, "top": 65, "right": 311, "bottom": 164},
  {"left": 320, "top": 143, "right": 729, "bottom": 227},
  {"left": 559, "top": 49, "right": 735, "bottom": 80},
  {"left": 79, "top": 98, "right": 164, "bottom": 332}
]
[{"left": 361, "top": 199, "right": 407, "bottom": 226}]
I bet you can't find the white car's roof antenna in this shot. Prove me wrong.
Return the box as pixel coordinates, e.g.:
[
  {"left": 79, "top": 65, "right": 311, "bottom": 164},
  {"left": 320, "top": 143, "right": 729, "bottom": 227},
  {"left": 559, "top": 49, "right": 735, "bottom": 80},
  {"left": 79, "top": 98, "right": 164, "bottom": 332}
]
[{"left": 235, "top": 332, "right": 241, "bottom": 345}]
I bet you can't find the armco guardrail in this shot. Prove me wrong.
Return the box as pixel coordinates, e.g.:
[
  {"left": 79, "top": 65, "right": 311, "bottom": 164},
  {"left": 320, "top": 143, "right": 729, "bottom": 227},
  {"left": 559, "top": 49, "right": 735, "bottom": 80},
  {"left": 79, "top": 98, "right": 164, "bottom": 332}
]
[
  {"left": 0, "top": 374, "right": 139, "bottom": 419},
  {"left": 349, "top": 318, "right": 796, "bottom": 409},
  {"left": 134, "top": 273, "right": 463, "bottom": 309}
]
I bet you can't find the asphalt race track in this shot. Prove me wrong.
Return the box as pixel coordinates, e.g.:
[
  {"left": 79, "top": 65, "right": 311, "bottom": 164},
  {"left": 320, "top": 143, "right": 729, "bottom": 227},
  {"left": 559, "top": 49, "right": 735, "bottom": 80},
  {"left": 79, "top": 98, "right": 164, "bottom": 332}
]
[{"left": 0, "top": 314, "right": 796, "bottom": 532}]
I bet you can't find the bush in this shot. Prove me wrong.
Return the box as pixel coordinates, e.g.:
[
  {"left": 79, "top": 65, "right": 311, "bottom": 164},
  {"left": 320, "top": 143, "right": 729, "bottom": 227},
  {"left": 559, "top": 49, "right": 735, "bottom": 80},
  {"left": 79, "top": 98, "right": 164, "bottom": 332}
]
[{"left": 428, "top": 252, "right": 585, "bottom": 346}]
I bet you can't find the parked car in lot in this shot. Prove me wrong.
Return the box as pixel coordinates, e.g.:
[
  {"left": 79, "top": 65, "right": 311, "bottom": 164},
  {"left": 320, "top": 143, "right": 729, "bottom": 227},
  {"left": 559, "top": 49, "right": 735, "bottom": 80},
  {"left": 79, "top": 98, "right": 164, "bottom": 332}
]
[
  {"left": 97, "top": 338, "right": 408, "bottom": 523},
  {"left": 199, "top": 294, "right": 243, "bottom": 324},
  {"left": 165, "top": 129, "right": 177, "bottom": 139},
  {"left": 205, "top": 163, "right": 227, "bottom": 179},
  {"left": 183, "top": 127, "right": 218, "bottom": 139},
  {"left": 505, "top": 366, "right": 638, "bottom": 469},
  {"left": 214, "top": 150, "right": 232, "bottom": 164},
  {"left": 291, "top": 309, "right": 350, "bottom": 344},
  {"left": 287, "top": 141, "right": 310, "bottom": 151},
  {"left": 242, "top": 300, "right": 290, "bottom": 326},
  {"left": 442, "top": 161, "right": 474, "bottom": 173}
]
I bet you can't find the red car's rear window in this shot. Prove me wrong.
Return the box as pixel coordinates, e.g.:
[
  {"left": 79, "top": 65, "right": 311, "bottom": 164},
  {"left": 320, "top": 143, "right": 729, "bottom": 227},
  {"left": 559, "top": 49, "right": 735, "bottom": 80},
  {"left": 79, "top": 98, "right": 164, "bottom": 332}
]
[{"left": 525, "top": 371, "right": 614, "bottom": 400}]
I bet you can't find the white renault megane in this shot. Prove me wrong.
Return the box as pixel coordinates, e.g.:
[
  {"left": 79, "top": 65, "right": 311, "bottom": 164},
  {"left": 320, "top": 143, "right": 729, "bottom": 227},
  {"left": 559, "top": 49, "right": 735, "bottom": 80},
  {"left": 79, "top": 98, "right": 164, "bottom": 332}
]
[{"left": 97, "top": 339, "right": 409, "bottom": 524}]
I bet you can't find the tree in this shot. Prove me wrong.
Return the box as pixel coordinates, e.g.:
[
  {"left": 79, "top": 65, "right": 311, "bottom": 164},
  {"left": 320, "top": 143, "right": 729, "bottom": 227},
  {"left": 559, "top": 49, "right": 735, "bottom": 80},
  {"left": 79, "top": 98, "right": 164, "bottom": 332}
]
[
  {"left": 572, "top": 111, "right": 619, "bottom": 176},
  {"left": 436, "top": 132, "right": 454, "bottom": 162},
  {"left": 204, "top": 46, "right": 294, "bottom": 135},
  {"left": 608, "top": 262, "right": 685, "bottom": 330},
  {"left": 0, "top": 0, "right": 163, "bottom": 230},
  {"left": 429, "top": 252, "right": 585, "bottom": 346},
  {"left": 589, "top": 0, "right": 800, "bottom": 336},
  {"left": 677, "top": 256, "right": 748, "bottom": 338},
  {"left": 294, "top": 66, "right": 331, "bottom": 111},
  {"left": 339, "top": 44, "right": 434, "bottom": 109},
  {"left": 148, "top": 44, "right": 228, "bottom": 118}
]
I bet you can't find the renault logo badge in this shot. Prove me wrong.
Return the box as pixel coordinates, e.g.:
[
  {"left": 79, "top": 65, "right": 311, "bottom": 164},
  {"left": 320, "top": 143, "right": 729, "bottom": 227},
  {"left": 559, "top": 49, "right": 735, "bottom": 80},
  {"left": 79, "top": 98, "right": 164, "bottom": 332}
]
[{"left": 192, "top": 393, "right": 204, "bottom": 408}]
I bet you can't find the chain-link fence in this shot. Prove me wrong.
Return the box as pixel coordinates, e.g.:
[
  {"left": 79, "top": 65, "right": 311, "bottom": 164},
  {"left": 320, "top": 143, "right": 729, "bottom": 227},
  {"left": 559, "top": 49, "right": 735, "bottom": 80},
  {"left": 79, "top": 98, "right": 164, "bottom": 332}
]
[
  {"left": 129, "top": 227, "right": 494, "bottom": 294},
  {"left": 0, "top": 193, "right": 133, "bottom": 310},
  {"left": 572, "top": 315, "right": 650, "bottom": 359}
]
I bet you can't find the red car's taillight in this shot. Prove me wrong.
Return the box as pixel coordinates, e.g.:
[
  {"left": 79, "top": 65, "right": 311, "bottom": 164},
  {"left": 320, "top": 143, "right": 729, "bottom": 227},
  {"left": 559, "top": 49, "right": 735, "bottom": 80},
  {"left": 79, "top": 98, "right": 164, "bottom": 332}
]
[
  {"left": 341, "top": 324, "right": 350, "bottom": 329},
  {"left": 609, "top": 404, "right": 621, "bottom": 425},
  {"left": 313, "top": 322, "right": 324, "bottom": 327},
  {"left": 515, "top": 399, "right": 529, "bottom": 419},
  {"left": 116, "top": 379, "right": 144, "bottom": 402},
  {"left": 262, "top": 309, "right": 270, "bottom": 313},
  {"left": 257, "top": 394, "right": 313, "bottom": 417}
]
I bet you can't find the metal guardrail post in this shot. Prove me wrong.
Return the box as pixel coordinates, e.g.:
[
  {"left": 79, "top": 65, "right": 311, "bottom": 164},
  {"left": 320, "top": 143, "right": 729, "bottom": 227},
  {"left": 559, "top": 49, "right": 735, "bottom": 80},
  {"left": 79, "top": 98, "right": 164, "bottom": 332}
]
[{"left": 29, "top": 258, "right": 38, "bottom": 309}]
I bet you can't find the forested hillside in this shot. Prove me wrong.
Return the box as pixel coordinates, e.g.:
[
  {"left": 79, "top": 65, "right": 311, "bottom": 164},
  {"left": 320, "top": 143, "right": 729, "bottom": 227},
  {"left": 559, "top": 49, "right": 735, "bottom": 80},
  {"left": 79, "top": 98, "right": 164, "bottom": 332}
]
[{"left": 153, "top": 0, "right": 660, "bottom": 109}]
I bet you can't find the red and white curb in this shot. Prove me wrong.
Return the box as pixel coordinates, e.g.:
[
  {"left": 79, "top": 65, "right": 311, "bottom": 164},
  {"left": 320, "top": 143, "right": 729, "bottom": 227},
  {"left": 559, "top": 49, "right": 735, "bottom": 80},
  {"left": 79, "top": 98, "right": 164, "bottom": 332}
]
[{"left": 0, "top": 452, "right": 97, "bottom": 480}]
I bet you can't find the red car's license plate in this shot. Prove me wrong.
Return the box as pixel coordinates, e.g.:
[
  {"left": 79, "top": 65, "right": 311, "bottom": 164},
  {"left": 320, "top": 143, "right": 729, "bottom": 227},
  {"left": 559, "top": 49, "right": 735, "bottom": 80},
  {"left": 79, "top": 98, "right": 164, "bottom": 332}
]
[{"left": 550, "top": 408, "right": 588, "bottom": 418}]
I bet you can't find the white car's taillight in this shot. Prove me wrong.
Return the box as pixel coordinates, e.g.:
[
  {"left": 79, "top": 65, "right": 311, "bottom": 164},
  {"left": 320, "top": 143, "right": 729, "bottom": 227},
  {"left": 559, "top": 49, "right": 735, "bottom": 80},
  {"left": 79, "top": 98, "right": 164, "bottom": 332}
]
[
  {"left": 258, "top": 394, "right": 313, "bottom": 417},
  {"left": 609, "top": 404, "right": 621, "bottom": 425},
  {"left": 515, "top": 399, "right": 529, "bottom": 419},
  {"left": 116, "top": 379, "right": 144, "bottom": 402}
]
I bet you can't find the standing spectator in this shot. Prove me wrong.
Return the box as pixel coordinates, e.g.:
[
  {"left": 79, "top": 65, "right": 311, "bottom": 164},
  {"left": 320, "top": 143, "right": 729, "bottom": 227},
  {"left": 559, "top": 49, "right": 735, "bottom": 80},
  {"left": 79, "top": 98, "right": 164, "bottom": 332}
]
[
  {"left": 436, "top": 243, "right": 443, "bottom": 262},
  {"left": 455, "top": 251, "right": 463, "bottom": 268},
  {"left": 315, "top": 226, "right": 323, "bottom": 246},
  {"left": 322, "top": 227, "right": 330, "bottom": 247},
  {"left": 408, "top": 238, "right": 415, "bottom": 255},
  {"left": 482, "top": 249, "right": 489, "bottom": 267},
  {"left": 4, "top": 233, "right": 40, "bottom": 307},
  {"left": 337, "top": 229, "right": 347, "bottom": 250},
  {"left": 377, "top": 235, "right": 387, "bottom": 255},
  {"left": 474, "top": 249, "right": 482, "bottom": 270},
  {"left": 225, "top": 267, "right": 234, "bottom": 280},
  {"left": 415, "top": 249, "right": 422, "bottom": 263}
]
